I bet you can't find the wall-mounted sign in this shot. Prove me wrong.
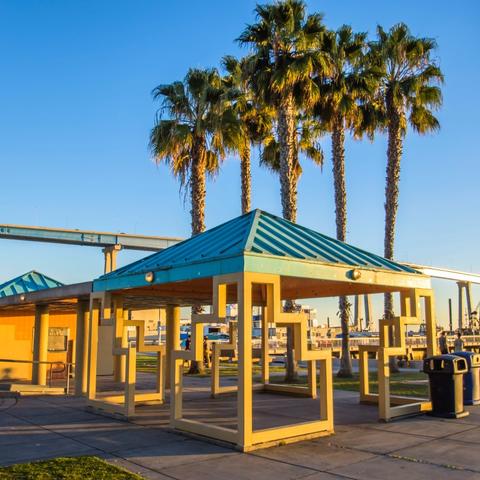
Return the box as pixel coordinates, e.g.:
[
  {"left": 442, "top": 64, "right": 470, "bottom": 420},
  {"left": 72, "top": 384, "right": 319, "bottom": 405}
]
[{"left": 48, "top": 327, "right": 69, "bottom": 352}]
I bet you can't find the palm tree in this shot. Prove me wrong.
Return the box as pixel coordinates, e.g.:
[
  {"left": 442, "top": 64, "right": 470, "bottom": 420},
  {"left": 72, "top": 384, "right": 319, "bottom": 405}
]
[
  {"left": 150, "top": 67, "right": 240, "bottom": 373},
  {"left": 150, "top": 68, "right": 239, "bottom": 235},
  {"left": 221, "top": 55, "right": 272, "bottom": 214},
  {"left": 238, "top": 0, "right": 330, "bottom": 382},
  {"left": 238, "top": 0, "right": 330, "bottom": 222},
  {"left": 369, "top": 24, "right": 443, "bottom": 318},
  {"left": 260, "top": 118, "right": 324, "bottom": 177},
  {"left": 313, "top": 26, "right": 372, "bottom": 378}
]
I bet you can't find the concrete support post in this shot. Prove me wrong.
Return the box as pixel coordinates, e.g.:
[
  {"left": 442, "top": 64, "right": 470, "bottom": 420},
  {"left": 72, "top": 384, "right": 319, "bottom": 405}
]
[
  {"left": 87, "top": 299, "right": 100, "bottom": 400},
  {"left": 103, "top": 244, "right": 122, "bottom": 274},
  {"left": 261, "top": 306, "right": 269, "bottom": 384},
  {"left": 113, "top": 296, "right": 127, "bottom": 383},
  {"left": 238, "top": 274, "right": 253, "bottom": 448},
  {"left": 75, "top": 299, "right": 89, "bottom": 395},
  {"left": 32, "top": 305, "right": 49, "bottom": 385},
  {"left": 166, "top": 305, "right": 181, "bottom": 386}
]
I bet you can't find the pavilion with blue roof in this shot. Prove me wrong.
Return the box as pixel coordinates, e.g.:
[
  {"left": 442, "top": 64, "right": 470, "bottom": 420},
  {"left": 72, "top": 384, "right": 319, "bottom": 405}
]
[
  {"left": 85, "top": 209, "right": 434, "bottom": 451},
  {"left": 0, "top": 271, "right": 64, "bottom": 298},
  {"left": 94, "top": 209, "right": 425, "bottom": 301}
]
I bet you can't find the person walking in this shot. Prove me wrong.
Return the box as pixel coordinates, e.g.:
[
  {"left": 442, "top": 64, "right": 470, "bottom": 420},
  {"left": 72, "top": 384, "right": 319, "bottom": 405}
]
[
  {"left": 439, "top": 331, "right": 449, "bottom": 354},
  {"left": 454, "top": 332, "right": 465, "bottom": 352},
  {"left": 203, "top": 336, "right": 211, "bottom": 368}
]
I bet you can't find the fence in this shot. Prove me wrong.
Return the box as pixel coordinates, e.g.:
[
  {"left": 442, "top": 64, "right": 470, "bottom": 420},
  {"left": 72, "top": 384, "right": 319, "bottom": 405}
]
[{"left": 0, "top": 358, "right": 73, "bottom": 394}]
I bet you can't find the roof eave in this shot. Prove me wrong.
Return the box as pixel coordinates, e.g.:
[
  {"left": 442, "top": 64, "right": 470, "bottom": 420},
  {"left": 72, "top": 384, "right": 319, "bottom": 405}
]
[
  {"left": 243, "top": 252, "right": 431, "bottom": 291},
  {"left": 0, "top": 282, "right": 93, "bottom": 308},
  {"left": 93, "top": 255, "right": 246, "bottom": 292},
  {"left": 93, "top": 250, "right": 430, "bottom": 294}
]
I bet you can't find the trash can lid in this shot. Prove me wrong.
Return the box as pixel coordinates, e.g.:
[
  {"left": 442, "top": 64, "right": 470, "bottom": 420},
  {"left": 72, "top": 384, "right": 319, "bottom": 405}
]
[
  {"left": 423, "top": 354, "right": 468, "bottom": 374},
  {"left": 452, "top": 351, "right": 480, "bottom": 367}
]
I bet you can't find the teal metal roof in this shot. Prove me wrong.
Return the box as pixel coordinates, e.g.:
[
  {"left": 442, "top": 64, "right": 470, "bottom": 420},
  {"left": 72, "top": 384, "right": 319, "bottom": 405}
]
[
  {"left": 0, "top": 271, "right": 64, "bottom": 298},
  {"left": 94, "top": 210, "right": 419, "bottom": 292}
]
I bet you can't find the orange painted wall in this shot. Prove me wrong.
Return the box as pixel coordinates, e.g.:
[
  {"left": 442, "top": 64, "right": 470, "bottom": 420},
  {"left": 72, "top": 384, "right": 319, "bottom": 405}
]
[{"left": 0, "top": 310, "right": 77, "bottom": 381}]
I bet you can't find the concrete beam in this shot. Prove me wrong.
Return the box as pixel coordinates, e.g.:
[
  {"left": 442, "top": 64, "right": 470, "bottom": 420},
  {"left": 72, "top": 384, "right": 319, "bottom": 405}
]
[
  {"left": 0, "top": 224, "right": 182, "bottom": 251},
  {"left": 405, "top": 263, "right": 480, "bottom": 284}
]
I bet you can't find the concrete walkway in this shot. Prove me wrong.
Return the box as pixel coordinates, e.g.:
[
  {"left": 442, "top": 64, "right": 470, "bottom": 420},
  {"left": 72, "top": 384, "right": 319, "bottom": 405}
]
[{"left": 1, "top": 385, "right": 480, "bottom": 479}]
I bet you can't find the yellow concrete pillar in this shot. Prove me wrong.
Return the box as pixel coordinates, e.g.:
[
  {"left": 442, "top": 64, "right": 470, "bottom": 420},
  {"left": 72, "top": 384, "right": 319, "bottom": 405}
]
[
  {"left": 113, "top": 296, "right": 127, "bottom": 383},
  {"left": 238, "top": 274, "right": 253, "bottom": 448},
  {"left": 166, "top": 305, "right": 180, "bottom": 386},
  {"left": 32, "top": 304, "right": 49, "bottom": 385},
  {"left": 87, "top": 299, "right": 100, "bottom": 400},
  {"left": 261, "top": 306, "right": 269, "bottom": 384},
  {"left": 75, "top": 299, "right": 89, "bottom": 395}
]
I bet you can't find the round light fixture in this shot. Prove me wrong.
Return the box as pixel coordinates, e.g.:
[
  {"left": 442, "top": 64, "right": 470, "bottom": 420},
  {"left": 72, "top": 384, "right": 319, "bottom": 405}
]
[
  {"left": 145, "top": 271, "right": 155, "bottom": 283},
  {"left": 19, "top": 294, "right": 26, "bottom": 301},
  {"left": 350, "top": 269, "right": 361, "bottom": 280}
]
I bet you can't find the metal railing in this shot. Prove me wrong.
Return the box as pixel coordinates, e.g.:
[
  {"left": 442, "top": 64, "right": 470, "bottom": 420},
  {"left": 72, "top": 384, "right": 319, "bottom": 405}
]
[
  {"left": 252, "top": 335, "right": 480, "bottom": 352},
  {"left": 0, "top": 358, "right": 74, "bottom": 394}
]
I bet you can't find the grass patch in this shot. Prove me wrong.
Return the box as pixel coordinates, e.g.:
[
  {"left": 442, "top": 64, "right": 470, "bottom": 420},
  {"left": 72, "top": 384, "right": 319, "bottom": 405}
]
[
  {"left": 268, "top": 371, "right": 428, "bottom": 398},
  {"left": 333, "top": 371, "right": 428, "bottom": 397},
  {"left": 137, "top": 356, "right": 428, "bottom": 397},
  {"left": 0, "top": 456, "right": 143, "bottom": 480},
  {"left": 136, "top": 356, "right": 286, "bottom": 377}
]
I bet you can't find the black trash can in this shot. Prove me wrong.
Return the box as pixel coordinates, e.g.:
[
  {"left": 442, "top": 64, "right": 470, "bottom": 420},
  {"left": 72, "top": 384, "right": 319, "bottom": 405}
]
[
  {"left": 423, "top": 354, "right": 469, "bottom": 418},
  {"left": 452, "top": 351, "right": 480, "bottom": 405}
]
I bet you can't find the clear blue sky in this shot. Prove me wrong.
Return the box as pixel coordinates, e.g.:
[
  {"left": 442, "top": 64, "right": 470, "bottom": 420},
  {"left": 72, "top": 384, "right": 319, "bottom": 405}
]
[{"left": 0, "top": 0, "right": 479, "bottom": 327}]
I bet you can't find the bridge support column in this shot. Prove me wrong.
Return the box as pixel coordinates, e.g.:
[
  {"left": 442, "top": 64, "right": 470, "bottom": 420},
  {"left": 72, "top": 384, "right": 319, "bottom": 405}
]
[
  {"left": 103, "top": 244, "right": 122, "bottom": 274},
  {"left": 457, "top": 281, "right": 473, "bottom": 331},
  {"left": 32, "top": 305, "right": 49, "bottom": 385},
  {"left": 365, "top": 295, "right": 373, "bottom": 331},
  {"left": 458, "top": 282, "right": 464, "bottom": 330},
  {"left": 465, "top": 282, "right": 473, "bottom": 320},
  {"left": 354, "top": 295, "right": 372, "bottom": 332},
  {"left": 354, "top": 296, "right": 362, "bottom": 331},
  {"left": 75, "top": 299, "right": 89, "bottom": 395}
]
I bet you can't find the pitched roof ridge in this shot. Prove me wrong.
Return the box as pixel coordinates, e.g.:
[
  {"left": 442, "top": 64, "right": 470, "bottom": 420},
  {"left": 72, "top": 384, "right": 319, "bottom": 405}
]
[
  {"left": 99, "top": 210, "right": 257, "bottom": 280},
  {"left": 243, "top": 209, "right": 262, "bottom": 252},
  {"left": 0, "top": 270, "right": 38, "bottom": 290},
  {"left": 0, "top": 270, "right": 64, "bottom": 295}
]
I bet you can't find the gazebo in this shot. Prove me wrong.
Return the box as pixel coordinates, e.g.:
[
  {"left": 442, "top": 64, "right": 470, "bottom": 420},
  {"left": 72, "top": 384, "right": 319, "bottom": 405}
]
[{"left": 86, "top": 209, "right": 435, "bottom": 451}]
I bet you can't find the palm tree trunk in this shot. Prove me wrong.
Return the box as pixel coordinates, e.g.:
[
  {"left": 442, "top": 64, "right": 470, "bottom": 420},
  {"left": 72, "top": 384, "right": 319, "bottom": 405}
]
[
  {"left": 240, "top": 141, "right": 251, "bottom": 214},
  {"left": 332, "top": 118, "right": 353, "bottom": 378},
  {"left": 278, "top": 91, "right": 298, "bottom": 382},
  {"left": 190, "top": 140, "right": 206, "bottom": 236},
  {"left": 188, "top": 138, "right": 207, "bottom": 374},
  {"left": 278, "top": 92, "right": 297, "bottom": 223},
  {"left": 384, "top": 92, "right": 403, "bottom": 373},
  {"left": 338, "top": 296, "right": 352, "bottom": 377}
]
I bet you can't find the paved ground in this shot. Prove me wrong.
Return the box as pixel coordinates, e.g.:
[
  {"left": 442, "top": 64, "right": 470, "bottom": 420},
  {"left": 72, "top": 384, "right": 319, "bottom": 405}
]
[{"left": 1, "top": 380, "right": 480, "bottom": 479}]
